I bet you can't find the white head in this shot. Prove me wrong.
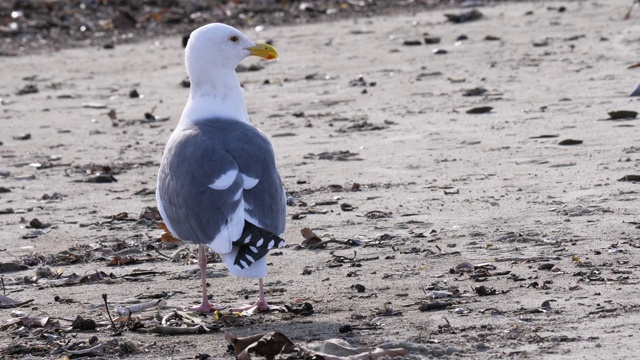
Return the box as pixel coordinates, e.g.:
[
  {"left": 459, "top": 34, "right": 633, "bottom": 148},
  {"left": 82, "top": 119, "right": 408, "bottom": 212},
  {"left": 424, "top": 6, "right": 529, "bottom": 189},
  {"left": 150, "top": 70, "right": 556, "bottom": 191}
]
[
  {"left": 179, "top": 23, "right": 279, "bottom": 125},
  {"left": 185, "top": 23, "right": 278, "bottom": 87}
]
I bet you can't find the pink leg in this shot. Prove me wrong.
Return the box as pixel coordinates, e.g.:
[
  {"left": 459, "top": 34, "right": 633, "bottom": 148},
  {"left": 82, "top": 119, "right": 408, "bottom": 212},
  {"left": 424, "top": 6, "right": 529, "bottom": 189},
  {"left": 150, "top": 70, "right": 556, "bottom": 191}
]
[
  {"left": 190, "top": 245, "right": 224, "bottom": 313},
  {"left": 232, "top": 278, "right": 271, "bottom": 312},
  {"left": 255, "top": 278, "right": 270, "bottom": 311}
]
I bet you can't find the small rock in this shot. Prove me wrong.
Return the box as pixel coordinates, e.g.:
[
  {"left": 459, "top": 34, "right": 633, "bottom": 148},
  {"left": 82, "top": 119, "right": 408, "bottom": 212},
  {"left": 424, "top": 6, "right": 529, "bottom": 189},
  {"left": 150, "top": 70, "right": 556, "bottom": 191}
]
[
  {"left": 338, "top": 324, "right": 353, "bottom": 333},
  {"left": 533, "top": 39, "right": 549, "bottom": 47},
  {"left": 340, "top": 203, "right": 354, "bottom": 211},
  {"left": 424, "top": 36, "right": 441, "bottom": 44},
  {"left": 12, "top": 133, "right": 31, "bottom": 140},
  {"left": 71, "top": 315, "right": 97, "bottom": 331},
  {"left": 419, "top": 301, "right": 453, "bottom": 312},
  {"left": 462, "top": 87, "right": 487, "bottom": 96},
  {"left": 455, "top": 262, "right": 475, "bottom": 272},
  {"left": 607, "top": 110, "right": 637, "bottom": 120},
  {"left": 85, "top": 174, "right": 118, "bottom": 183},
  {"left": 444, "top": 9, "right": 483, "bottom": 23},
  {"left": 618, "top": 175, "right": 640, "bottom": 182},
  {"left": 466, "top": 106, "right": 493, "bottom": 114},
  {"left": 29, "top": 218, "right": 45, "bottom": 229},
  {"left": 558, "top": 139, "right": 583, "bottom": 146},
  {"left": 35, "top": 266, "right": 55, "bottom": 279},
  {"left": 538, "top": 263, "right": 554, "bottom": 270},
  {"left": 16, "top": 84, "right": 38, "bottom": 95},
  {"left": 403, "top": 39, "right": 422, "bottom": 46}
]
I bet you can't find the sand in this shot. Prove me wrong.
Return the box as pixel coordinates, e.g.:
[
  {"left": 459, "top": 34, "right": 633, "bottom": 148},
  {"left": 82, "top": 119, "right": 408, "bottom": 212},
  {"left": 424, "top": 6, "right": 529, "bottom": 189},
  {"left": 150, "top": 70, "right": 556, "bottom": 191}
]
[{"left": 1, "top": 0, "right": 639, "bottom": 358}]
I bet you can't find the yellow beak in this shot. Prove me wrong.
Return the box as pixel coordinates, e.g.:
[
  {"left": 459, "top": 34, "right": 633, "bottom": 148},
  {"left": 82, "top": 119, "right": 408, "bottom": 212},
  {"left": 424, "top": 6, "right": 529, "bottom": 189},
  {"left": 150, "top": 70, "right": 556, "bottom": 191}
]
[{"left": 247, "top": 43, "right": 279, "bottom": 60}]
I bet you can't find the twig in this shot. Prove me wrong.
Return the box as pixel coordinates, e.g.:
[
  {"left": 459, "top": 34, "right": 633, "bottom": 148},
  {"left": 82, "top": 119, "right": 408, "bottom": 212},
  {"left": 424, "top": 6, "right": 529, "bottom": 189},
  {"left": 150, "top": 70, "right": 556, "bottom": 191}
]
[
  {"left": 152, "top": 324, "right": 210, "bottom": 335},
  {"left": 309, "top": 239, "right": 355, "bottom": 249},
  {"left": 443, "top": 316, "right": 451, "bottom": 327},
  {"left": 587, "top": 307, "right": 619, "bottom": 316},
  {"left": 101, "top": 293, "right": 121, "bottom": 336},
  {"left": 494, "top": 256, "right": 559, "bottom": 262},
  {"left": 154, "top": 248, "right": 172, "bottom": 259}
]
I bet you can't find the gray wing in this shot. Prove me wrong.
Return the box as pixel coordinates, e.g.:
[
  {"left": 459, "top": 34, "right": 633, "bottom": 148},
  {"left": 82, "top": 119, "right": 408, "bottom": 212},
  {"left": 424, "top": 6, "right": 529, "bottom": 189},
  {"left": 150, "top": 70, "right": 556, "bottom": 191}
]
[
  {"left": 209, "top": 119, "right": 286, "bottom": 236},
  {"left": 156, "top": 120, "right": 285, "bottom": 255}
]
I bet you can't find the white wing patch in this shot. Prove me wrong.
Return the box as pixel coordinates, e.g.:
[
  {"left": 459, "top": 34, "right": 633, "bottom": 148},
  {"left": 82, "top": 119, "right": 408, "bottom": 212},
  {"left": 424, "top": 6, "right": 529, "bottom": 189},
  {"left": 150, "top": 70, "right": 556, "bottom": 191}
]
[
  {"left": 242, "top": 174, "right": 259, "bottom": 190},
  {"left": 207, "top": 199, "right": 245, "bottom": 255},
  {"left": 232, "top": 187, "right": 243, "bottom": 201},
  {"left": 209, "top": 168, "right": 238, "bottom": 190}
]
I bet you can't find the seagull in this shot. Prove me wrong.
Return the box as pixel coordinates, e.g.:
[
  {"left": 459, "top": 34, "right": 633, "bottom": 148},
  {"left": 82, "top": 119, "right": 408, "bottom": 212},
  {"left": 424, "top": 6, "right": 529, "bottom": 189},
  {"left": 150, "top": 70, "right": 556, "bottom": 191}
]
[{"left": 156, "top": 23, "right": 286, "bottom": 313}]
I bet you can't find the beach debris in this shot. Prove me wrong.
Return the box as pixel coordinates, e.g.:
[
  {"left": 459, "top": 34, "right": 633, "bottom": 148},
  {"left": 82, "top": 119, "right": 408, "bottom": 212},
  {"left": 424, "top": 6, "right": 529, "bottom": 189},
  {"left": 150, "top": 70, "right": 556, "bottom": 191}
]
[
  {"left": 474, "top": 285, "right": 498, "bottom": 296},
  {"left": 12, "top": 133, "right": 31, "bottom": 140},
  {"left": 71, "top": 315, "right": 97, "bottom": 331},
  {"left": 538, "top": 263, "right": 555, "bottom": 271},
  {"left": 403, "top": 39, "right": 422, "bottom": 46},
  {"left": 159, "top": 222, "right": 180, "bottom": 243},
  {"left": 153, "top": 323, "right": 215, "bottom": 335},
  {"left": 349, "top": 75, "right": 376, "bottom": 87},
  {"left": 558, "top": 139, "right": 583, "bottom": 145},
  {"left": 301, "top": 227, "right": 322, "bottom": 247},
  {"left": 466, "top": 106, "right": 493, "bottom": 114},
  {"left": 445, "top": 9, "right": 483, "bottom": 23},
  {"left": 83, "top": 102, "right": 108, "bottom": 109},
  {"left": 226, "top": 332, "right": 407, "bottom": 360},
  {"left": 340, "top": 203, "right": 354, "bottom": 211},
  {"left": 16, "top": 84, "right": 38, "bottom": 95},
  {"left": 337, "top": 120, "right": 389, "bottom": 133},
  {"left": 226, "top": 331, "right": 295, "bottom": 360},
  {"left": 424, "top": 36, "right": 441, "bottom": 44},
  {"left": 28, "top": 218, "right": 50, "bottom": 229},
  {"left": 462, "top": 87, "right": 487, "bottom": 96},
  {"left": 304, "top": 150, "right": 362, "bottom": 161},
  {"left": 529, "top": 134, "right": 559, "bottom": 139},
  {"left": 83, "top": 174, "right": 118, "bottom": 183},
  {"left": 619, "top": 175, "right": 640, "bottom": 182},
  {"left": 419, "top": 301, "right": 453, "bottom": 312},
  {"left": 607, "top": 110, "right": 638, "bottom": 120},
  {"left": 116, "top": 299, "right": 167, "bottom": 316},
  {"left": 0, "top": 294, "right": 34, "bottom": 309},
  {"left": 454, "top": 262, "right": 475, "bottom": 272}
]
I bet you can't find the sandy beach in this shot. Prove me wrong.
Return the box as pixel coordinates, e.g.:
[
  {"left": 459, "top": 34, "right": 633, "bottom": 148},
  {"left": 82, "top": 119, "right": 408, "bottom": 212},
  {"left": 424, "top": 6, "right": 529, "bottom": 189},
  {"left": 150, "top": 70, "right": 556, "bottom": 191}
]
[{"left": 1, "top": 0, "right": 640, "bottom": 358}]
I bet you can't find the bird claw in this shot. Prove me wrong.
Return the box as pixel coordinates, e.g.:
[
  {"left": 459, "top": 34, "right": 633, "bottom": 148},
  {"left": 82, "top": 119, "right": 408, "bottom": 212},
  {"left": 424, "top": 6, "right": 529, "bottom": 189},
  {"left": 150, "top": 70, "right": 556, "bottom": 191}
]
[
  {"left": 189, "top": 301, "right": 225, "bottom": 313},
  {"left": 232, "top": 298, "right": 271, "bottom": 314}
]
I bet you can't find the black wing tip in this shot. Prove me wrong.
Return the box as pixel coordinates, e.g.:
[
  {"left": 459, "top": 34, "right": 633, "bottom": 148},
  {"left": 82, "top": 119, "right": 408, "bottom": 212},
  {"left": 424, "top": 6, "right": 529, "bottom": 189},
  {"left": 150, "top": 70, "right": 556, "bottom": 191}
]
[{"left": 232, "top": 221, "right": 285, "bottom": 269}]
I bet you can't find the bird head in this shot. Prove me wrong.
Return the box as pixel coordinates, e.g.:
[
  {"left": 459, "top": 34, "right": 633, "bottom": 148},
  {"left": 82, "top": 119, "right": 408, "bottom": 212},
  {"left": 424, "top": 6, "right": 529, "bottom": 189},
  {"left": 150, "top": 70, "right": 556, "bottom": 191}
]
[{"left": 185, "top": 23, "right": 279, "bottom": 76}]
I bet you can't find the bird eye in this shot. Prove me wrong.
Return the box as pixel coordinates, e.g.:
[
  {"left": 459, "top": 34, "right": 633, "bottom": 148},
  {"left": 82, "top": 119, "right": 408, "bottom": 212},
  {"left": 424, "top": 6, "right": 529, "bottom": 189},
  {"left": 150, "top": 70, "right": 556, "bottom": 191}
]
[{"left": 230, "top": 35, "right": 239, "bottom": 43}]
